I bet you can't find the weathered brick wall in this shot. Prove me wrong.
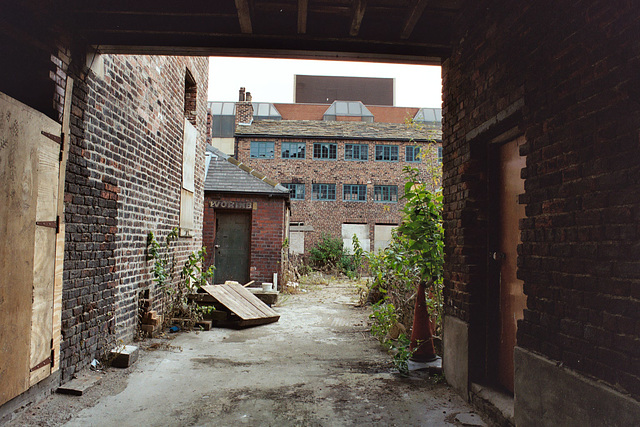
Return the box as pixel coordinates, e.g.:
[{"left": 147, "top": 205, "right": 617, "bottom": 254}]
[
  {"left": 443, "top": 0, "right": 640, "bottom": 398},
  {"left": 236, "top": 136, "right": 439, "bottom": 251},
  {"left": 203, "top": 193, "right": 288, "bottom": 283},
  {"left": 60, "top": 53, "right": 208, "bottom": 380}
]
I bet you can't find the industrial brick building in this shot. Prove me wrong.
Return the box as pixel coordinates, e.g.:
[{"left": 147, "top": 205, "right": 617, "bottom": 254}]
[
  {"left": 234, "top": 119, "right": 441, "bottom": 254},
  {"left": 2, "top": 1, "right": 640, "bottom": 425}
]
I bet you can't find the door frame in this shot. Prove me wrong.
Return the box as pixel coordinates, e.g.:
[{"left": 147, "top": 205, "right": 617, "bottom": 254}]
[{"left": 485, "top": 128, "right": 526, "bottom": 392}]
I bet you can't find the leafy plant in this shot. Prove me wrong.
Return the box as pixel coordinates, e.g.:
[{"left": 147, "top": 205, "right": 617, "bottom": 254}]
[
  {"left": 308, "top": 233, "right": 344, "bottom": 271},
  {"left": 146, "top": 228, "right": 215, "bottom": 328}
]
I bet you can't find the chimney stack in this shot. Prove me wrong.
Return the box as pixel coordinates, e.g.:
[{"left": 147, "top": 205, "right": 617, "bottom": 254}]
[{"left": 235, "top": 87, "right": 254, "bottom": 126}]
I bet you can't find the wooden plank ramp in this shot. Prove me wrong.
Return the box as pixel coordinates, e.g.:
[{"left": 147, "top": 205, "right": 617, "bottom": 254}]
[{"left": 199, "top": 284, "right": 280, "bottom": 327}]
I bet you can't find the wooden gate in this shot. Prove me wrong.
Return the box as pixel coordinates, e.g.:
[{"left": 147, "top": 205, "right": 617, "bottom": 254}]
[
  {"left": 0, "top": 90, "right": 69, "bottom": 406},
  {"left": 213, "top": 212, "right": 251, "bottom": 284}
]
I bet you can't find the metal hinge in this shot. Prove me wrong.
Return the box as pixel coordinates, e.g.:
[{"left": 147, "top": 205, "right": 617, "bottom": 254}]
[
  {"left": 36, "top": 216, "right": 60, "bottom": 233},
  {"left": 40, "top": 130, "right": 64, "bottom": 161},
  {"left": 30, "top": 356, "right": 52, "bottom": 372}
]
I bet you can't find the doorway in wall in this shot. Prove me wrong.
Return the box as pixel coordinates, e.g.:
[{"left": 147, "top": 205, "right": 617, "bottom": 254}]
[
  {"left": 487, "top": 135, "right": 527, "bottom": 393},
  {"left": 214, "top": 212, "right": 251, "bottom": 284}
]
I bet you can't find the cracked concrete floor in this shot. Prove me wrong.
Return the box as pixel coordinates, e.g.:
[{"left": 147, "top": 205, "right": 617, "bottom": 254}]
[{"left": 9, "top": 281, "right": 486, "bottom": 426}]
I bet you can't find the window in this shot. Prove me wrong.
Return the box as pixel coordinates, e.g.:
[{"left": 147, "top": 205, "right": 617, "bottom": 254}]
[
  {"left": 283, "top": 183, "right": 305, "bottom": 200},
  {"left": 250, "top": 141, "right": 275, "bottom": 158},
  {"left": 343, "top": 184, "right": 367, "bottom": 202},
  {"left": 437, "top": 146, "right": 443, "bottom": 164},
  {"left": 282, "top": 142, "right": 306, "bottom": 159},
  {"left": 406, "top": 146, "right": 421, "bottom": 162},
  {"left": 374, "top": 185, "right": 398, "bottom": 202},
  {"left": 313, "top": 143, "right": 337, "bottom": 160},
  {"left": 312, "top": 183, "right": 336, "bottom": 200},
  {"left": 344, "top": 144, "right": 368, "bottom": 161},
  {"left": 375, "top": 145, "right": 399, "bottom": 161}
]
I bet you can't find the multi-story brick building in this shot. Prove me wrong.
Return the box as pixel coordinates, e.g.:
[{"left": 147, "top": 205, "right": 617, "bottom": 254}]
[{"left": 234, "top": 119, "right": 441, "bottom": 254}]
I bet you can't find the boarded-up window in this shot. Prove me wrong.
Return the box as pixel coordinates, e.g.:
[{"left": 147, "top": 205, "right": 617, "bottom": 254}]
[
  {"left": 374, "top": 224, "right": 398, "bottom": 252},
  {"left": 180, "top": 118, "right": 197, "bottom": 236},
  {"left": 290, "top": 231, "right": 305, "bottom": 254},
  {"left": 342, "top": 223, "right": 370, "bottom": 254}
]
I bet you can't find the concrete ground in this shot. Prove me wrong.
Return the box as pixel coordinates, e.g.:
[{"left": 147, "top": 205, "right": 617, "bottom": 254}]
[{"left": 8, "top": 280, "right": 486, "bottom": 427}]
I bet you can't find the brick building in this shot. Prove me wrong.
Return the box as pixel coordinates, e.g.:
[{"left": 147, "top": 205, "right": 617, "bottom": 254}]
[
  {"left": 234, "top": 119, "right": 441, "bottom": 254},
  {"left": 203, "top": 146, "right": 290, "bottom": 284},
  {"left": 3, "top": 2, "right": 640, "bottom": 425},
  {"left": 0, "top": 49, "right": 208, "bottom": 410}
]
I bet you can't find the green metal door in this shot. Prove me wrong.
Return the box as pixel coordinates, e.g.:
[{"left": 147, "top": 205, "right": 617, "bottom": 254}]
[{"left": 213, "top": 212, "right": 251, "bottom": 284}]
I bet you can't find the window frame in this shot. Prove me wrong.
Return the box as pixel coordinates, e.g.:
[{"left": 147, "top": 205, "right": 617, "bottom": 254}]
[
  {"left": 312, "top": 183, "right": 336, "bottom": 201},
  {"left": 437, "top": 146, "right": 443, "bottom": 164},
  {"left": 375, "top": 145, "right": 399, "bottom": 162},
  {"left": 281, "top": 142, "right": 306, "bottom": 159},
  {"left": 405, "top": 145, "right": 421, "bottom": 162},
  {"left": 250, "top": 141, "right": 275, "bottom": 159},
  {"left": 343, "top": 184, "right": 367, "bottom": 202},
  {"left": 283, "top": 183, "right": 305, "bottom": 200},
  {"left": 313, "top": 142, "right": 338, "bottom": 160},
  {"left": 344, "top": 143, "right": 369, "bottom": 161},
  {"left": 373, "top": 185, "right": 398, "bottom": 203}
]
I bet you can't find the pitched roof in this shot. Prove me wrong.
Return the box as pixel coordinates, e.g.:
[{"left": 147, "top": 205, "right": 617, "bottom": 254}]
[
  {"left": 235, "top": 120, "right": 441, "bottom": 142},
  {"left": 204, "top": 145, "right": 289, "bottom": 196}
]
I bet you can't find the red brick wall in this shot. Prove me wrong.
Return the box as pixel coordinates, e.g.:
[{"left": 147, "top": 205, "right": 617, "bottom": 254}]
[
  {"left": 443, "top": 0, "right": 640, "bottom": 398},
  {"left": 236, "top": 136, "right": 439, "bottom": 251},
  {"left": 203, "top": 193, "right": 287, "bottom": 283},
  {"left": 60, "top": 54, "right": 208, "bottom": 380}
]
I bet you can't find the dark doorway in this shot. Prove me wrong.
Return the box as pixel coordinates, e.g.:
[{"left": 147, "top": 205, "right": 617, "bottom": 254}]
[
  {"left": 488, "top": 136, "right": 527, "bottom": 393},
  {"left": 214, "top": 212, "right": 251, "bottom": 284}
]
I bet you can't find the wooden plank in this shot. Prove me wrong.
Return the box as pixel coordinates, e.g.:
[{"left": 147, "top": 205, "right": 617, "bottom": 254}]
[
  {"left": 200, "top": 284, "right": 279, "bottom": 324},
  {"left": 297, "top": 0, "right": 308, "bottom": 34},
  {"left": 226, "top": 283, "right": 279, "bottom": 318},
  {"left": 30, "top": 100, "right": 61, "bottom": 386},
  {"left": 0, "top": 92, "right": 60, "bottom": 405},
  {"left": 401, "top": 0, "right": 430, "bottom": 39},
  {"left": 202, "top": 285, "right": 260, "bottom": 320},
  {"left": 349, "top": 0, "right": 367, "bottom": 37},
  {"left": 214, "top": 285, "right": 264, "bottom": 319},
  {"left": 57, "top": 373, "right": 102, "bottom": 396},
  {"left": 234, "top": 0, "right": 252, "bottom": 34},
  {"left": 52, "top": 77, "right": 73, "bottom": 374}
]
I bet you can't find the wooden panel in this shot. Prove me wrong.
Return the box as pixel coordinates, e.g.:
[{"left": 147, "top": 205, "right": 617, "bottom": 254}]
[
  {"left": 497, "top": 136, "right": 527, "bottom": 392},
  {"left": 182, "top": 118, "right": 196, "bottom": 193},
  {"left": 200, "top": 284, "right": 279, "bottom": 325},
  {"left": 30, "top": 226, "right": 56, "bottom": 385},
  {"left": 0, "top": 92, "right": 60, "bottom": 406},
  {"left": 180, "top": 189, "right": 194, "bottom": 230}
]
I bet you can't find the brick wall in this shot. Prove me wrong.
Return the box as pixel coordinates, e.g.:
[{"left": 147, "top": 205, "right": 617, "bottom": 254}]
[
  {"left": 203, "top": 193, "right": 288, "bottom": 283},
  {"left": 443, "top": 0, "right": 640, "bottom": 398},
  {"left": 237, "top": 136, "right": 440, "bottom": 252},
  {"left": 59, "top": 53, "right": 208, "bottom": 380}
]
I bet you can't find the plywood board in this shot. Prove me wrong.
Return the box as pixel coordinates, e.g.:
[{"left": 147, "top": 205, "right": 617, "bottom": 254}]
[
  {"left": 200, "top": 284, "right": 279, "bottom": 327},
  {"left": 0, "top": 92, "right": 60, "bottom": 405}
]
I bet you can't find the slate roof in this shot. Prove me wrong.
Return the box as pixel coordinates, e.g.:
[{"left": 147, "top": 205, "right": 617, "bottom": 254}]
[
  {"left": 235, "top": 120, "right": 441, "bottom": 142},
  {"left": 204, "top": 145, "right": 289, "bottom": 197}
]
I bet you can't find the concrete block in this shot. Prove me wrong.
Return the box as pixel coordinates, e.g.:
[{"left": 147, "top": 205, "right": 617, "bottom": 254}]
[
  {"left": 109, "top": 345, "right": 139, "bottom": 368},
  {"left": 514, "top": 346, "right": 640, "bottom": 427},
  {"left": 443, "top": 315, "right": 469, "bottom": 398},
  {"left": 57, "top": 373, "right": 102, "bottom": 396}
]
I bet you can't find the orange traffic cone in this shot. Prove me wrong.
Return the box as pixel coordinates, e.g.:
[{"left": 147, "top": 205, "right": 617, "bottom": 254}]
[{"left": 409, "top": 280, "right": 437, "bottom": 362}]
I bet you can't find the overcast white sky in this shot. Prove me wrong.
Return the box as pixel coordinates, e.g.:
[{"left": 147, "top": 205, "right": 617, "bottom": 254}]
[{"left": 208, "top": 57, "right": 442, "bottom": 108}]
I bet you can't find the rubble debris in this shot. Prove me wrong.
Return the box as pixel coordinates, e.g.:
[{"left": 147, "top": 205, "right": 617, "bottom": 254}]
[{"left": 109, "top": 345, "right": 139, "bottom": 368}]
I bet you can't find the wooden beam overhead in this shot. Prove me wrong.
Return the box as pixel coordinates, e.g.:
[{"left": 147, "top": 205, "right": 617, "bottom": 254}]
[
  {"left": 297, "top": 0, "right": 308, "bottom": 34},
  {"left": 234, "top": 0, "right": 252, "bottom": 34},
  {"left": 401, "top": 0, "right": 429, "bottom": 39},
  {"left": 350, "top": 0, "right": 367, "bottom": 37}
]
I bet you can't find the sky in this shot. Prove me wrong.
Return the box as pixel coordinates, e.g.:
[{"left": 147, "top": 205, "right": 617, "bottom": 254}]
[{"left": 208, "top": 57, "right": 442, "bottom": 108}]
